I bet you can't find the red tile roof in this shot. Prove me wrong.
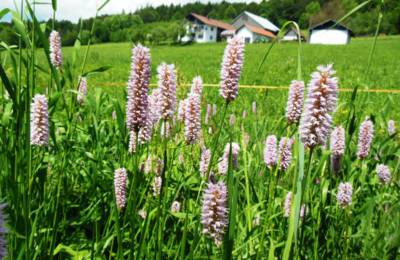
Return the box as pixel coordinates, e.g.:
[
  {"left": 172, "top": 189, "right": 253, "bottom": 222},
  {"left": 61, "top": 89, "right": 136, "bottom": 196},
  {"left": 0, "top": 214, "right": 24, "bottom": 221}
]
[
  {"left": 243, "top": 23, "right": 276, "bottom": 38},
  {"left": 189, "top": 13, "right": 235, "bottom": 31}
]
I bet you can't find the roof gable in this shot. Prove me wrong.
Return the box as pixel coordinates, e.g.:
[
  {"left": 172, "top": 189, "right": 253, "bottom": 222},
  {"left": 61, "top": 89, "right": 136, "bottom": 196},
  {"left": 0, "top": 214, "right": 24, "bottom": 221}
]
[
  {"left": 310, "top": 19, "right": 353, "bottom": 34},
  {"left": 187, "top": 13, "right": 235, "bottom": 31},
  {"left": 237, "top": 24, "right": 276, "bottom": 38},
  {"left": 232, "top": 11, "right": 279, "bottom": 32}
]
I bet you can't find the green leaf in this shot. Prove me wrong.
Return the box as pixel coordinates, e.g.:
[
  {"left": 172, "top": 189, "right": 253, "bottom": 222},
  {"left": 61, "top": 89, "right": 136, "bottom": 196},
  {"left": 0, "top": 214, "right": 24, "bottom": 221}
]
[
  {"left": 97, "top": 0, "right": 111, "bottom": 12},
  {"left": 0, "top": 8, "right": 10, "bottom": 20},
  {"left": 52, "top": 0, "right": 57, "bottom": 11},
  {"left": 335, "top": 0, "right": 371, "bottom": 26},
  {"left": 82, "top": 65, "right": 112, "bottom": 77},
  {"left": 11, "top": 11, "right": 30, "bottom": 46},
  {"left": 0, "top": 63, "right": 16, "bottom": 101}
]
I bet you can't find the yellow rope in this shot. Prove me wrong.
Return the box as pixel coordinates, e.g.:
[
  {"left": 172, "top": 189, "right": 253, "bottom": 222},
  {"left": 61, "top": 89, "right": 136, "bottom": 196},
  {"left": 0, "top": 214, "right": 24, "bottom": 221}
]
[{"left": 97, "top": 82, "right": 400, "bottom": 94}]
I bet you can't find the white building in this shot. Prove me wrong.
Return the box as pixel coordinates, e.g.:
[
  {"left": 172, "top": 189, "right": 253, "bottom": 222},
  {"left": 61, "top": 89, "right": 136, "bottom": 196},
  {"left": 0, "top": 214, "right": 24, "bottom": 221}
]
[
  {"left": 183, "top": 13, "right": 235, "bottom": 43},
  {"left": 235, "top": 24, "right": 276, "bottom": 43},
  {"left": 184, "top": 11, "right": 279, "bottom": 43},
  {"left": 309, "top": 20, "right": 353, "bottom": 45},
  {"left": 231, "top": 11, "right": 280, "bottom": 34},
  {"left": 282, "top": 27, "right": 304, "bottom": 42}
]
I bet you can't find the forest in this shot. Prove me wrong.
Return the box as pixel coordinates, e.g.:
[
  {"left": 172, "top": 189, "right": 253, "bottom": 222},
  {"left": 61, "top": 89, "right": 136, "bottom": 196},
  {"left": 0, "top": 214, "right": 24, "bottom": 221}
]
[{"left": 0, "top": 0, "right": 399, "bottom": 46}]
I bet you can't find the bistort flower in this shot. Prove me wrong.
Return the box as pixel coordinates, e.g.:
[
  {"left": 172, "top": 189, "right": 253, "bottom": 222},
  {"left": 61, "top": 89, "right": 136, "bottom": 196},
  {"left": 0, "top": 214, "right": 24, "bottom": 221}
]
[
  {"left": 177, "top": 99, "right": 187, "bottom": 122},
  {"left": 126, "top": 44, "right": 151, "bottom": 131},
  {"left": 337, "top": 182, "right": 353, "bottom": 208},
  {"left": 286, "top": 80, "right": 305, "bottom": 124},
  {"left": 201, "top": 180, "right": 228, "bottom": 247},
  {"left": 158, "top": 63, "right": 177, "bottom": 120},
  {"left": 357, "top": 118, "right": 374, "bottom": 159},
  {"left": 284, "top": 191, "right": 292, "bottom": 217},
  {"left": 278, "top": 137, "right": 294, "bottom": 171},
  {"left": 114, "top": 168, "right": 127, "bottom": 210},
  {"left": 300, "top": 64, "right": 338, "bottom": 148},
  {"left": 264, "top": 135, "right": 277, "bottom": 168},
  {"left": 200, "top": 148, "right": 211, "bottom": 177},
  {"left": 77, "top": 76, "right": 87, "bottom": 104},
  {"left": 330, "top": 125, "right": 345, "bottom": 172},
  {"left": 184, "top": 93, "right": 201, "bottom": 144},
  {"left": 191, "top": 76, "right": 203, "bottom": 96},
  {"left": 49, "top": 30, "right": 63, "bottom": 69},
  {"left": 376, "top": 164, "right": 391, "bottom": 184},
  {"left": 152, "top": 176, "right": 162, "bottom": 196},
  {"left": 148, "top": 88, "right": 162, "bottom": 125},
  {"left": 388, "top": 120, "right": 396, "bottom": 136},
  {"left": 30, "top": 94, "right": 49, "bottom": 146},
  {"left": 220, "top": 36, "right": 245, "bottom": 102},
  {"left": 128, "top": 130, "right": 137, "bottom": 153},
  {"left": 171, "top": 201, "right": 181, "bottom": 213}
]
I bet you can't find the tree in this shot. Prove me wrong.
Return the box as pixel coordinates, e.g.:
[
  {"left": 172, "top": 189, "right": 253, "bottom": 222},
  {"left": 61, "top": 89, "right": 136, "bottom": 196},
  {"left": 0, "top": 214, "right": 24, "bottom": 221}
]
[{"left": 224, "top": 5, "right": 237, "bottom": 19}]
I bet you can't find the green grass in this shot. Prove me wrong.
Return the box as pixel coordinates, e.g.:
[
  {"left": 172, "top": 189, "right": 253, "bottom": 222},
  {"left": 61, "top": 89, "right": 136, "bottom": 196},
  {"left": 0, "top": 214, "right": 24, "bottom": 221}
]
[{"left": 56, "top": 36, "right": 400, "bottom": 91}]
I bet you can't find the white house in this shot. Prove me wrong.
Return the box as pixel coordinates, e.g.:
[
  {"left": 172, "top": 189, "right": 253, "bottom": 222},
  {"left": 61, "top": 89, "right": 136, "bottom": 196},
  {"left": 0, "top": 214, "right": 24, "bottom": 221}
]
[
  {"left": 184, "top": 11, "right": 279, "bottom": 43},
  {"left": 183, "top": 13, "right": 235, "bottom": 43},
  {"left": 309, "top": 20, "right": 353, "bottom": 45}
]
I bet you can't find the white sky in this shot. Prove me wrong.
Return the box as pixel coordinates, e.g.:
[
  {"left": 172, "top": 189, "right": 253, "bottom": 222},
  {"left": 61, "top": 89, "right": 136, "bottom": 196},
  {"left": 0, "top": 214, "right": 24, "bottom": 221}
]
[{"left": 1, "top": 0, "right": 261, "bottom": 22}]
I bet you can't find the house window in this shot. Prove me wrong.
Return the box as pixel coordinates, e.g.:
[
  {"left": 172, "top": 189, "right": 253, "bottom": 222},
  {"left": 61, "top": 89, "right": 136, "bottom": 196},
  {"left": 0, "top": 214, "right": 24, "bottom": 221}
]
[
  {"left": 198, "top": 33, "right": 204, "bottom": 39},
  {"left": 245, "top": 37, "right": 251, "bottom": 43},
  {"left": 210, "top": 27, "right": 214, "bottom": 31},
  {"left": 210, "top": 35, "right": 213, "bottom": 40}
]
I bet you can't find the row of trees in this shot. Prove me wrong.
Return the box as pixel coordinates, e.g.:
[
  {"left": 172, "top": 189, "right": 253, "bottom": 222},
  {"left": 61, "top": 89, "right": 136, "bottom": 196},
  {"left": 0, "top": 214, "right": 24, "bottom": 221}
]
[{"left": 0, "top": 0, "right": 399, "bottom": 46}]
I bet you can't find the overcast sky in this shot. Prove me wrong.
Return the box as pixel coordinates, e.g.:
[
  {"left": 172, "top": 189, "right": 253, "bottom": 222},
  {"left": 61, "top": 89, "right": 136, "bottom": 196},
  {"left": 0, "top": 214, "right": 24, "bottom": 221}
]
[{"left": 1, "top": 0, "right": 261, "bottom": 22}]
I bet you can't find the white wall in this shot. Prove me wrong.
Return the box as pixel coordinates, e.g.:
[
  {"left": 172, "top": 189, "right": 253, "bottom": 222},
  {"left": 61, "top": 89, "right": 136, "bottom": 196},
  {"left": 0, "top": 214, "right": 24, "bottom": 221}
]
[
  {"left": 236, "top": 27, "right": 254, "bottom": 43},
  {"left": 282, "top": 30, "right": 298, "bottom": 41},
  {"left": 194, "top": 24, "right": 218, "bottom": 43},
  {"left": 309, "top": 29, "right": 350, "bottom": 45}
]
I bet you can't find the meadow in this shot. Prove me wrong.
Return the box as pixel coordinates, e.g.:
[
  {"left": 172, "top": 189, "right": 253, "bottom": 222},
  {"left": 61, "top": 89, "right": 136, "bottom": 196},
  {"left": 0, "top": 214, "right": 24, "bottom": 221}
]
[
  {"left": 56, "top": 36, "right": 400, "bottom": 92},
  {"left": 1, "top": 3, "right": 400, "bottom": 260}
]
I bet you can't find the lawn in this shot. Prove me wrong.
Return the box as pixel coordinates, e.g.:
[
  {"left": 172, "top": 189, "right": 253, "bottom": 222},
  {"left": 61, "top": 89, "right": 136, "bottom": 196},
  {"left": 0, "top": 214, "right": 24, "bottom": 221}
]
[{"left": 58, "top": 36, "right": 400, "bottom": 92}]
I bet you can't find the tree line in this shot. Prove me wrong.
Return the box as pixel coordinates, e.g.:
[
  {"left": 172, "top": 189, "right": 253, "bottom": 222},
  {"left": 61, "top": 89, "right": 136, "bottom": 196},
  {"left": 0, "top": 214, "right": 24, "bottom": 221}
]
[{"left": 0, "top": 0, "right": 399, "bottom": 46}]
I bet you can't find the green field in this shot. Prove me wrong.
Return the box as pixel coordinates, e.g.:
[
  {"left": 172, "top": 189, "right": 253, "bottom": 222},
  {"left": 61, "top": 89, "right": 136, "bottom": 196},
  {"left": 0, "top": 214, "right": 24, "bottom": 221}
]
[{"left": 59, "top": 36, "right": 400, "bottom": 91}]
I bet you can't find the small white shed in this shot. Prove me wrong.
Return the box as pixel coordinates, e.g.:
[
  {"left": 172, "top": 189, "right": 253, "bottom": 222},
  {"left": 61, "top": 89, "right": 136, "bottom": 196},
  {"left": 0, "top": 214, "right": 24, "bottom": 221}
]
[
  {"left": 309, "top": 20, "right": 353, "bottom": 45},
  {"left": 235, "top": 24, "right": 276, "bottom": 43}
]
